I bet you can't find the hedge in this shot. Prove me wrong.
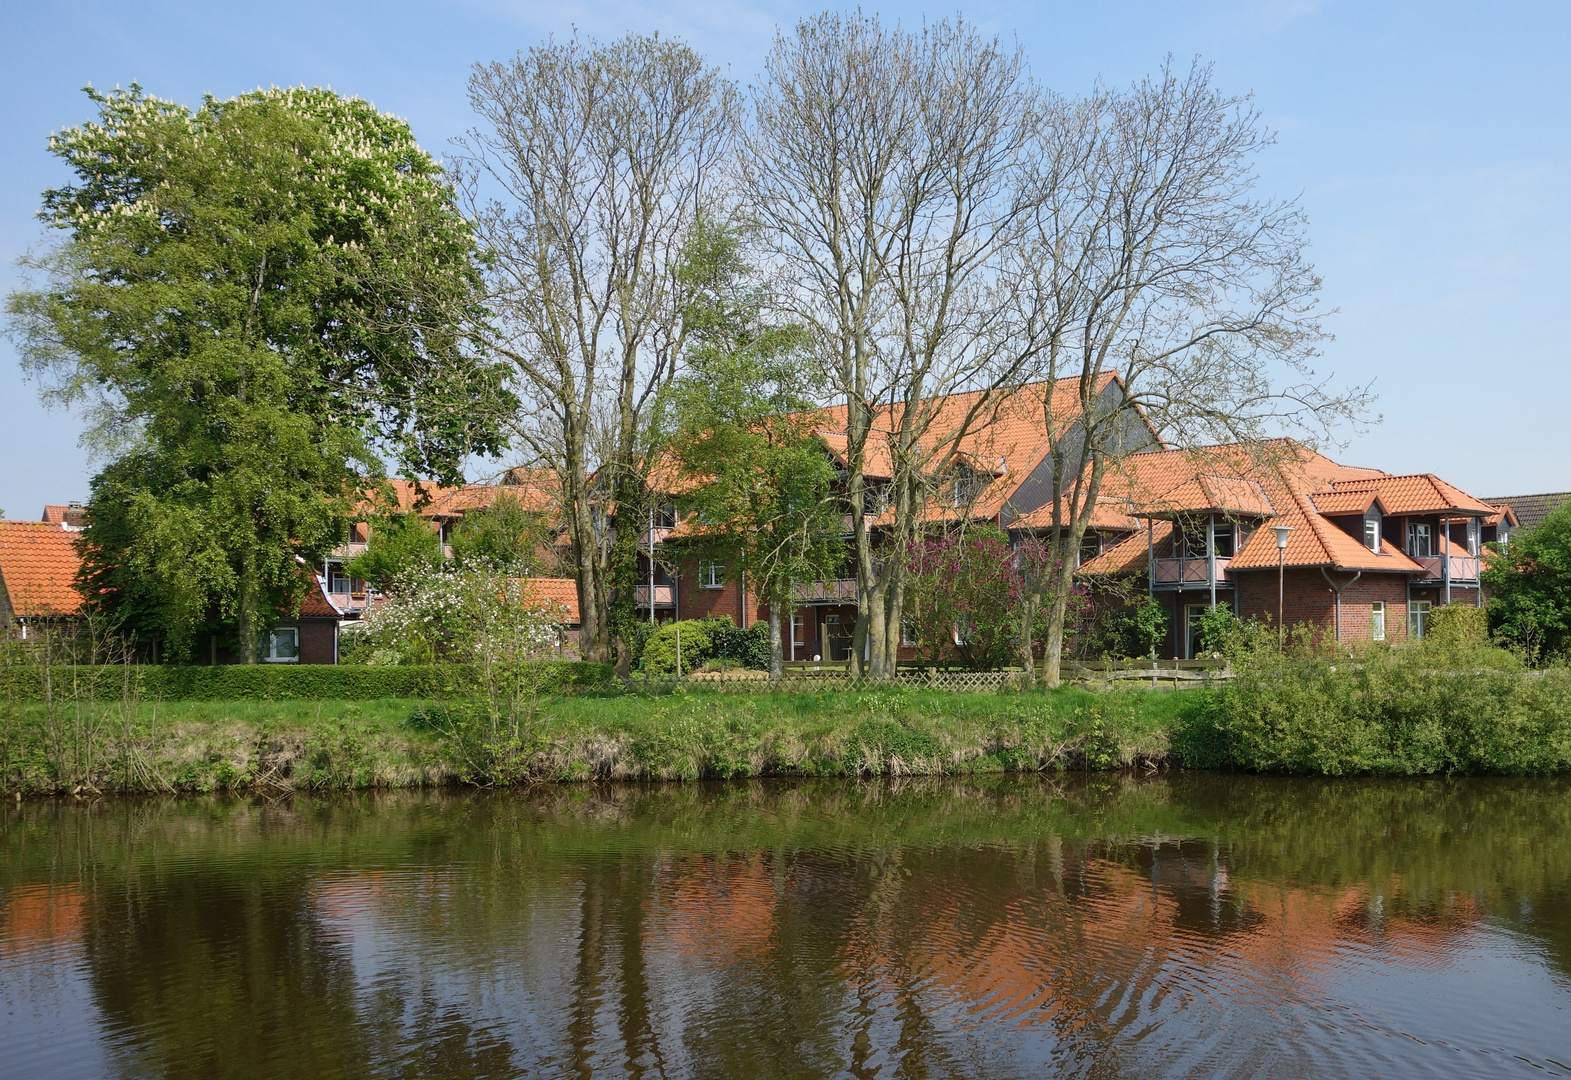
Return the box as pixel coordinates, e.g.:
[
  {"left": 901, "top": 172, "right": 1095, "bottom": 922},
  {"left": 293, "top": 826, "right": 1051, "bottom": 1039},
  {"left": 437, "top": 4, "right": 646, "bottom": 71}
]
[{"left": 0, "top": 661, "right": 617, "bottom": 703}]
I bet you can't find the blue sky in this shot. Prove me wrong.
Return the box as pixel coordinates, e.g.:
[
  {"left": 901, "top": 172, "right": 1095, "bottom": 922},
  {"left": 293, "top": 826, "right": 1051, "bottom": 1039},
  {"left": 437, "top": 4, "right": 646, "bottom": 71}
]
[{"left": 2, "top": 1, "right": 1567, "bottom": 517}]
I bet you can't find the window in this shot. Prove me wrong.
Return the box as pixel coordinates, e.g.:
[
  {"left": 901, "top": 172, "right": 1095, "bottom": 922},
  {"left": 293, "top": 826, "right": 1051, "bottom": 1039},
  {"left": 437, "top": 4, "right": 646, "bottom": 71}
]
[
  {"left": 1370, "top": 601, "right": 1386, "bottom": 642},
  {"left": 1079, "top": 532, "right": 1101, "bottom": 564},
  {"left": 699, "top": 560, "right": 725, "bottom": 589},
  {"left": 953, "top": 616, "right": 974, "bottom": 646},
  {"left": 951, "top": 465, "right": 987, "bottom": 509},
  {"left": 1212, "top": 522, "right": 1235, "bottom": 558},
  {"left": 1499, "top": 525, "right": 1511, "bottom": 549},
  {"left": 264, "top": 627, "right": 300, "bottom": 663},
  {"left": 902, "top": 616, "right": 918, "bottom": 647},
  {"left": 1407, "top": 523, "right": 1432, "bottom": 558},
  {"left": 1364, "top": 513, "right": 1381, "bottom": 552},
  {"left": 326, "top": 562, "right": 363, "bottom": 595},
  {"left": 1467, "top": 518, "right": 1480, "bottom": 556},
  {"left": 792, "top": 612, "right": 807, "bottom": 647},
  {"left": 1409, "top": 600, "right": 1432, "bottom": 639}
]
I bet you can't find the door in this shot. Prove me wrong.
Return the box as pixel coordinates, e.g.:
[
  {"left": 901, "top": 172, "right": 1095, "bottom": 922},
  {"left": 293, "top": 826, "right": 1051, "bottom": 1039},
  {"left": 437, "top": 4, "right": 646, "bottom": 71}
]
[
  {"left": 1185, "top": 604, "right": 1208, "bottom": 660},
  {"left": 824, "top": 613, "right": 853, "bottom": 662}
]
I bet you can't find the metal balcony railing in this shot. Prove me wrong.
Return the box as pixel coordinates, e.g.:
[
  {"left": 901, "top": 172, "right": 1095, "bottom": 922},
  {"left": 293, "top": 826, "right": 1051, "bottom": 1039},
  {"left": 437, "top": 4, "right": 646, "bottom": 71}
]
[
  {"left": 1153, "top": 556, "right": 1230, "bottom": 586},
  {"left": 634, "top": 585, "right": 675, "bottom": 607},
  {"left": 1414, "top": 554, "right": 1480, "bottom": 582},
  {"left": 791, "top": 579, "right": 858, "bottom": 603}
]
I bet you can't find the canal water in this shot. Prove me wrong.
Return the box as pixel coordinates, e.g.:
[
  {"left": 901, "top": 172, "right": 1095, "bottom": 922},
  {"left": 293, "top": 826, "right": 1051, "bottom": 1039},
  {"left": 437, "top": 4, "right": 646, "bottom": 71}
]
[{"left": 3, "top": 775, "right": 1569, "bottom": 1078}]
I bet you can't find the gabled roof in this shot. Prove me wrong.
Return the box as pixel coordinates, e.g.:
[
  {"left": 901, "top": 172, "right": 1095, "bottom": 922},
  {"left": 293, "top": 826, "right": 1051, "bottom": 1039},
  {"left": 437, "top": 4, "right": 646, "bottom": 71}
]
[
  {"left": 1073, "top": 440, "right": 1480, "bottom": 575},
  {"left": 1327, "top": 474, "right": 1494, "bottom": 517},
  {"left": 0, "top": 522, "right": 83, "bottom": 617},
  {"left": 1483, "top": 491, "right": 1570, "bottom": 532},
  {"left": 40, "top": 504, "right": 86, "bottom": 528}
]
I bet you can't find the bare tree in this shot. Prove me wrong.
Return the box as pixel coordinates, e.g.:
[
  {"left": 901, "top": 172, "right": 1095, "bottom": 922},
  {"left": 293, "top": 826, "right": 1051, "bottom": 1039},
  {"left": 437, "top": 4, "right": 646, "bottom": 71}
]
[
  {"left": 742, "top": 13, "right": 1042, "bottom": 677},
  {"left": 1004, "top": 60, "right": 1370, "bottom": 685},
  {"left": 458, "top": 34, "right": 736, "bottom": 663}
]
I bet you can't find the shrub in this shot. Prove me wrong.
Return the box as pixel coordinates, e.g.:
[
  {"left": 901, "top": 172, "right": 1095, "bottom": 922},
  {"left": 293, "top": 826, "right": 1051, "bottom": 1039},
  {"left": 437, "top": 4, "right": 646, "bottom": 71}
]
[
  {"left": 1426, "top": 604, "right": 1489, "bottom": 649},
  {"left": 1177, "top": 643, "right": 1571, "bottom": 775},
  {"left": 708, "top": 618, "right": 771, "bottom": 670},
  {"left": 640, "top": 620, "right": 714, "bottom": 676}
]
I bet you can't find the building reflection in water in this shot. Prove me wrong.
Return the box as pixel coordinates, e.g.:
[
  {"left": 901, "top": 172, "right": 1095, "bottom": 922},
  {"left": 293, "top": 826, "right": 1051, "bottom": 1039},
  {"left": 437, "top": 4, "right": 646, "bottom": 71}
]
[{"left": 2, "top": 776, "right": 1570, "bottom": 1078}]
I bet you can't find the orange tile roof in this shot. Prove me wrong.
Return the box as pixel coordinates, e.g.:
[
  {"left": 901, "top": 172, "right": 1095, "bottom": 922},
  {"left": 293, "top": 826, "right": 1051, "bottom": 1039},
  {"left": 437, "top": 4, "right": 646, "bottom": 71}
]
[
  {"left": 0, "top": 522, "right": 83, "bottom": 617},
  {"left": 1013, "top": 496, "right": 1140, "bottom": 533},
  {"left": 519, "top": 577, "right": 580, "bottom": 624},
  {"left": 40, "top": 504, "right": 86, "bottom": 527},
  {"left": 1326, "top": 474, "right": 1495, "bottom": 516},
  {"left": 1071, "top": 440, "right": 1464, "bottom": 575},
  {"left": 1079, "top": 520, "right": 1172, "bottom": 576},
  {"left": 809, "top": 373, "right": 1133, "bottom": 508}
]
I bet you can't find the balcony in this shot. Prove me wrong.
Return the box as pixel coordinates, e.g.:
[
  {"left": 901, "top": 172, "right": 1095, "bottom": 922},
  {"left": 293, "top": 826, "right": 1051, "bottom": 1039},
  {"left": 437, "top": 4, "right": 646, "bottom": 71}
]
[
  {"left": 791, "top": 578, "right": 858, "bottom": 604},
  {"left": 1153, "top": 557, "right": 1231, "bottom": 587},
  {"left": 634, "top": 585, "right": 675, "bottom": 608},
  {"left": 1414, "top": 554, "right": 1480, "bottom": 583}
]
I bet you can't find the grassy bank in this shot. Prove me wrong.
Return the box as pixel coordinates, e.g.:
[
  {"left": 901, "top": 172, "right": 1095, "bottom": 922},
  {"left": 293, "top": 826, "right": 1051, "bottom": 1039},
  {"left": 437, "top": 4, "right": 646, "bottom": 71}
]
[
  {"left": 4, "top": 644, "right": 1571, "bottom": 794},
  {"left": 0, "top": 687, "right": 1189, "bottom": 795}
]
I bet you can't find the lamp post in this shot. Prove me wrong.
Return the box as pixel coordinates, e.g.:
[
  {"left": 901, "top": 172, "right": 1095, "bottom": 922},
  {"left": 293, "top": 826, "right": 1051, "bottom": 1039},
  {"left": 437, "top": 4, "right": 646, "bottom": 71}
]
[{"left": 1272, "top": 525, "right": 1294, "bottom": 651}]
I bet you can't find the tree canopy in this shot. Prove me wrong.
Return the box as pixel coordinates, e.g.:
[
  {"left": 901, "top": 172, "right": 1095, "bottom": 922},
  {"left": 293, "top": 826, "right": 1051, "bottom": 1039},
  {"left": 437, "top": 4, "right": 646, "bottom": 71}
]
[
  {"left": 7, "top": 86, "right": 513, "bottom": 659},
  {"left": 1483, "top": 505, "right": 1571, "bottom": 664}
]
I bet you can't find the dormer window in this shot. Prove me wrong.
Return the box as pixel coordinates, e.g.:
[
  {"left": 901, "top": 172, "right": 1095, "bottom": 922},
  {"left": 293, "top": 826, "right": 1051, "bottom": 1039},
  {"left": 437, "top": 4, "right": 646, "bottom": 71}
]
[
  {"left": 1363, "top": 511, "right": 1381, "bottom": 552},
  {"left": 951, "top": 465, "right": 987, "bottom": 509}
]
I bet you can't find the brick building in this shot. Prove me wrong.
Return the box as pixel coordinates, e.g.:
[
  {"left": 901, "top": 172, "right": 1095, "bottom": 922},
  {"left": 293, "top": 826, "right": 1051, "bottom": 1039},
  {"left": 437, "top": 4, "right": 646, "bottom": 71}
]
[
  {"left": 0, "top": 520, "right": 84, "bottom": 638},
  {"left": 1077, "top": 442, "right": 1499, "bottom": 656}
]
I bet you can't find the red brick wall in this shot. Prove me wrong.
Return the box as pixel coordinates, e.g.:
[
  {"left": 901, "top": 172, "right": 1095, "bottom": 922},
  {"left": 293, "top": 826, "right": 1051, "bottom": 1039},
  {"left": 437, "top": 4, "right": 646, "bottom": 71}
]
[
  {"left": 298, "top": 619, "right": 338, "bottom": 665},
  {"left": 672, "top": 555, "right": 766, "bottom": 626},
  {"left": 1235, "top": 569, "right": 1409, "bottom": 644}
]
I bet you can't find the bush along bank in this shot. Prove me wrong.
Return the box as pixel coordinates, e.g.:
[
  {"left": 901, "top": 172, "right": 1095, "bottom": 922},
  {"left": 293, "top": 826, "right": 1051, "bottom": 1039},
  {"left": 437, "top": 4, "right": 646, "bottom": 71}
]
[{"left": 1174, "top": 643, "right": 1571, "bottom": 775}]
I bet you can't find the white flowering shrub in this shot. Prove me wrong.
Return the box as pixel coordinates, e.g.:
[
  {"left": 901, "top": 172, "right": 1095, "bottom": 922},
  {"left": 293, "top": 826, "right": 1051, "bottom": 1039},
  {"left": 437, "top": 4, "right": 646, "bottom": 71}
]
[{"left": 355, "top": 565, "right": 566, "bottom": 666}]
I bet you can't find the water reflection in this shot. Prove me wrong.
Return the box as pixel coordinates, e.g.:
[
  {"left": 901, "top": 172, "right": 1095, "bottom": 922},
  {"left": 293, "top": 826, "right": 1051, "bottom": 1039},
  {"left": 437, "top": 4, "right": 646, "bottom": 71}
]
[{"left": 3, "top": 775, "right": 1571, "bottom": 1078}]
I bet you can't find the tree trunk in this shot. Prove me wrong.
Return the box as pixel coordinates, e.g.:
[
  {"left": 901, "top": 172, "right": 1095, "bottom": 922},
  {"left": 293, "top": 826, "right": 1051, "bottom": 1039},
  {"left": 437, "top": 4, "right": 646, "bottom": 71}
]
[
  {"left": 768, "top": 591, "right": 785, "bottom": 681},
  {"left": 236, "top": 549, "right": 259, "bottom": 665}
]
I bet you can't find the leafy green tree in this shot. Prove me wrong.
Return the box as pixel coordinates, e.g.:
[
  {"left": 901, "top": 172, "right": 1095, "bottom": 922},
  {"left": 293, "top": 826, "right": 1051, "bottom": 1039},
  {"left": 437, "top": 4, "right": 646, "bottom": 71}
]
[
  {"left": 665, "top": 224, "right": 843, "bottom": 678},
  {"left": 7, "top": 86, "right": 511, "bottom": 660},
  {"left": 449, "top": 491, "right": 554, "bottom": 575},
  {"left": 1483, "top": 503, "right": 1571, "bottom": 663},
  {"left": 343, "top": 513, "right": 443, "bottom": 594}
]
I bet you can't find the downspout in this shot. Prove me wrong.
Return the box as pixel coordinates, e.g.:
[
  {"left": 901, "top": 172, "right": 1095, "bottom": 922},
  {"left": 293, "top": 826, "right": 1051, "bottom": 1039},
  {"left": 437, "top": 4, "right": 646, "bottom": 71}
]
[
  {"left": 1207, "top": 514, "right": 1217, "bottom": 609},
  {"left": 1443, "top": 515, "right": 1452, "bottom": 606},
  {"left": 1319, "top": 567, "right": 1362, "bottom": 643},
  {"left": 1147, "top": 519, "right": 1155, "bottom": 600},
  {"left": 648, "top": 507, "right": 656, "bottom": 625}
]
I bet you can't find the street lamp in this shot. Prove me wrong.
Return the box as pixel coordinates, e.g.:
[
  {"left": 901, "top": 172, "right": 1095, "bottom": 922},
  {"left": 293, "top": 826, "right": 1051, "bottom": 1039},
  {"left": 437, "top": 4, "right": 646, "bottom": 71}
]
[{"left": 1272, "top": 525, "right": 1294, "bottom": 651}]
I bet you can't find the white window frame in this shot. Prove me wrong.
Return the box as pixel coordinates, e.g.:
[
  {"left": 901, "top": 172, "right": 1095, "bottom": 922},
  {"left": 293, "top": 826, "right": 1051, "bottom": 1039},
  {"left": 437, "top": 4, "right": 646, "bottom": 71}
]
[
  {"left": 1364, "top": 511, "right": 1381, "bottom": 552},
  {"left": 699, "top": 560, "right": 725, "bottom": 589},
  {"left": 1407, "top": 522, "right": 1432, "bottom": 558},
  {"left": 1409, "top": 600, "right": 1432, "bottom": 639},
  {"left": 264, "top": 626, "right": 300, "bottom": 663},
  {"left": 791, "top": 612, "right": 807, "bottom": 647},
  {"left": 1185, "top": 603, "right": 1209, "bottom": 660},
  {"left": 902, "top": 616, "right": 918, "bottom": 647},
  {"left": 1370, "top": 601, "right": 1385, "bottom": 642}
]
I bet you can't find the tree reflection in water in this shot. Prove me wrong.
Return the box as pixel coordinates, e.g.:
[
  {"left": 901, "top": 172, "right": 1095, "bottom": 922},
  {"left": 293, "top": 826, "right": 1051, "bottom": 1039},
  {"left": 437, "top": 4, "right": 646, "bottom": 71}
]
[{"left": 3, "top": 775, "right": 1571, "bottom": 1078}]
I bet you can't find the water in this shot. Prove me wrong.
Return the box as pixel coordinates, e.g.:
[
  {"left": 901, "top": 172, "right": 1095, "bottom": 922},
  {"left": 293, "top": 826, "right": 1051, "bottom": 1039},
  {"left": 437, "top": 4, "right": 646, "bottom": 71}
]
[{"left": 3, "top": 775, "right": 1570, "bottom": 1079}]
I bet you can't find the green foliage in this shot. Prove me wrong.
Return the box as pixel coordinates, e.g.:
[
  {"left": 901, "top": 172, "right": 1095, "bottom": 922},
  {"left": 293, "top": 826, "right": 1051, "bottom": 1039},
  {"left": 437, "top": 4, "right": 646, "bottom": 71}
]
[
  {"left": 449, "top": 490, "right": 554, "bottom": 574},
  {"left": 6, "top": 85, "right": 512, "bottom": 659},
  {"left": 708, "top": 618, "right": 771, "bottom": 670},
  {"left": 1177, "top": 643, "right": 1571, "bottom": 775},
  {"left": 1483, "top": 502, "right": 1571, "bottom": 663},
  {"left": 342, "top": 512, "right": 443, "bottom": 593},
  {"left": 663, "top": 222, "right": 842, "bottom": 671},
  {"left": 1193, "top": 604, "right": 1240, "bottom": 657},
  {"left": 1426, "top": 604, "right": 1489, "bottom": 649},
  {"left": 1092, "top": 599, "right": 1170, "bottom": 659},
  {"left": 640, "top": 620, "right": 714, "bottom": 676}
]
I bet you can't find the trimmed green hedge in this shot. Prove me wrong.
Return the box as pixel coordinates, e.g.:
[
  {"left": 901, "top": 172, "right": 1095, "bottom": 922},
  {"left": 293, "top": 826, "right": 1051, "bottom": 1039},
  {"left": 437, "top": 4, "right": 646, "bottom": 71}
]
[{"left": 0, "top": 661, "right": 617, "bottom": 702}]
